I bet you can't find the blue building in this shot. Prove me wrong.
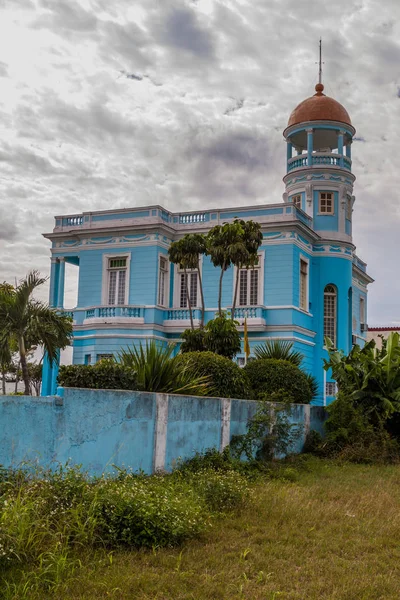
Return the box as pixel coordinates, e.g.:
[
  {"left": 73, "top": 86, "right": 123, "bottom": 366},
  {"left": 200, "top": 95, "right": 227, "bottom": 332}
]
[{"left": 42, "top": 81, "right": 373, "bottom": 405}]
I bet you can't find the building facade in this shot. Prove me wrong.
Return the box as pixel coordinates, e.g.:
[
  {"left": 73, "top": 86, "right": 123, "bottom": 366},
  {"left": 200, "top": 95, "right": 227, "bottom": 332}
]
[{"left": 41, "top": 82, "right": 373, "bottom": 405}]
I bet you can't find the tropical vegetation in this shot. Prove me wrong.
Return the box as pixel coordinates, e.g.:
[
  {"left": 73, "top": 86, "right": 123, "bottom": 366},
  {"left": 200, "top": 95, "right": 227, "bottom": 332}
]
[
  {"left": 244, "top": 357, "right": 313, "bottom": 404},
  {"left": 0, "top": 272, "right": 72, "bottom": 395},
  {"left": 175, "top": 351, "right": 249, "bottom": 399}
]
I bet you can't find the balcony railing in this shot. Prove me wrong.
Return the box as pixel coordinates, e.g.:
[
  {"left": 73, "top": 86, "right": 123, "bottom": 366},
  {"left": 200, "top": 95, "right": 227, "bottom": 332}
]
[
  {"left": 64, "top": 305, "right": 266, "bottom": 326},
  {"left": 288, "top": 153, "right": 352, "bottom": 172},
  {"left": 165, "top": 308, "right": 202, "bottom": 321}
]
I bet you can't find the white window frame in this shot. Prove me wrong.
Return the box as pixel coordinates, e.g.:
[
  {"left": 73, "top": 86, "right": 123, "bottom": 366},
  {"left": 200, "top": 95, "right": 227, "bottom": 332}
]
[
  {"left": 232, "top": 251, "right": 265, "bottom": 308},
  {"left": 292, "top": 194, "right": 301, "bottom": 209},
  {"left": 318, "top": 192, "right": 334, "bottom": 215},
  {"left": 101, "top": 254, "right": 131, "bottom": 306},
  {"left": 173, "top": 256, "right": 202, "bottom": 308},
  {"left": 325, "top": 381, "right": 337, "bottom": 397},
  {"left": 324, "top": 284, "right": 337, "bottom": 347},
  {"left": 299, "top": 255, "right": 309, "bottom": 312},
  {"left": 157, "top": 254, "right": 170, "bottom": 307}
]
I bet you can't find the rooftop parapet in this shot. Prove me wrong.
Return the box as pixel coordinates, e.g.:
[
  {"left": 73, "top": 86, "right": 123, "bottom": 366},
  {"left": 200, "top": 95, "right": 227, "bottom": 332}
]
[{"left": 50, "top": 203, "right": 313, "bottom": 234}]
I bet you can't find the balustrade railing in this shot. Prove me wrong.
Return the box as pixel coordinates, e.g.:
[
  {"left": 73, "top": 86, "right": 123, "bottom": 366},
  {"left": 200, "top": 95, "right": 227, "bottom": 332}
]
[
  {"left": 288, "top": 153, "right": 352, "bottom": 172},
  {"left": 178, "top": 213, "right": 206, "bottom": 224},
  {"left": 165, "top": 308, "right": 202, "bottom": 320},
  {"left": 233, "top": 306, "right": 259, "bottom": 319},
  {"left": 63, "top": 216, "right": 83, "bottom": 226}
]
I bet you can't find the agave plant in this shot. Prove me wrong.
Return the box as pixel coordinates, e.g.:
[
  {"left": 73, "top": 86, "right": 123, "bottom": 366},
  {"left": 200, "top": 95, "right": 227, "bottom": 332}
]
[
  {"left": 118, "top": 341, "right": 210, "bottom": 395},
  {"left": 253, "top": 340, "right": 304, "bottom": 367}
]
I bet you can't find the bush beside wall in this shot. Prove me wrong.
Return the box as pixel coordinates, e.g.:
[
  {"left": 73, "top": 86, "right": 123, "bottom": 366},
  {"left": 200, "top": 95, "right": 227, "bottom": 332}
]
[
  {"left": 175, "top": 351, "right": 249, "bottom": 399},
  {"left": 244, "top": 358, "right": 312, "bottom": 404},
  {"left": 58, "top": 360, "right": 136, "bottom": 391}
]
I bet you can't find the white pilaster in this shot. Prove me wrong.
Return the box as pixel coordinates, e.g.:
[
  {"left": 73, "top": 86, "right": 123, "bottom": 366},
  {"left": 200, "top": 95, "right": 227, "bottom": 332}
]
[
  {"left": 153, "top": 393, "right": 169, "bottom": 471},
  {"left": 220, "top": 397, "right": 232, "bottom": 451}
]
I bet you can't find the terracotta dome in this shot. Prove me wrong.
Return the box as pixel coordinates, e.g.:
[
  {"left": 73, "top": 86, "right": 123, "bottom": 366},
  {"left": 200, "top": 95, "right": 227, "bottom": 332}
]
[{"left": 287, "top": 83, "right": 351, "bottom": 127}]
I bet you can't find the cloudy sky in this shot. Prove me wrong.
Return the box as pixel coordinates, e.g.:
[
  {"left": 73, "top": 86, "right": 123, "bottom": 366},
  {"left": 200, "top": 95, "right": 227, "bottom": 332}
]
[{"left": 0, "top": 0, "right": 399, "bottom": 325}]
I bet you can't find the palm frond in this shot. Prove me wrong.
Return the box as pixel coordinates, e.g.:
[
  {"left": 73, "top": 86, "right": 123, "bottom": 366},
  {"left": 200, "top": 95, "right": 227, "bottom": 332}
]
[
  {"left": 253, "top": 339, "right": 304, "bottom": 366},
  {"left": 118, "top": 341, "right": 210, "bottom": 395}
]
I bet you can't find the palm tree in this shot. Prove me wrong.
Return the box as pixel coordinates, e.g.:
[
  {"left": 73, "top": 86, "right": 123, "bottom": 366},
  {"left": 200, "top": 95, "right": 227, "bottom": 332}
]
[
  {"left": 231, "top": 219, "right": 263, "bottom": 319},
  {"left": 206, "top": 220, "right": 244, "bottom": 317},
  {"left": 0, "top": 271, "right": 73, "bottom": 395},
  {"left": 169, "top": 234, "right": 207, "bottom": 329}
]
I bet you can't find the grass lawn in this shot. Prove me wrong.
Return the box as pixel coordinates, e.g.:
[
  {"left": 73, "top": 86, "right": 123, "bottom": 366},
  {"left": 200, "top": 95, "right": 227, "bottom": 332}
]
[{"left": 41, "top": 459, "right": 400, "bottom": 600}]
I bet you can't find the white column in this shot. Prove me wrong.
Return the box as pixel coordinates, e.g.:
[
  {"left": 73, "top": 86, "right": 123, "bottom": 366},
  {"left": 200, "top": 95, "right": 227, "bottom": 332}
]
[{"left": 57, "top": 258, "right": 65, "bottom": 309}]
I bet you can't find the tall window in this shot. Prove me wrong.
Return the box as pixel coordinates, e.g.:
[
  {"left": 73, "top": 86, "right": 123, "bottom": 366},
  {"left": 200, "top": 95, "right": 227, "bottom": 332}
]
[
  {"left": 324, "top": 284, "right": 337, "bottom": 346},
  {"left": 292, "top": 194, "right": 301, "bottom": 209},
  {"left": 300, "top": 259, "right": 308, "bottom": 310},
  {"left": 239, "top": 258, "right": 261, "bottom": 306},
  {"left": 108, "top": 257, "right": 127, "bottom": 305},
  {"left": 158, "top": 256, "right": 168, "bottom": 306},
  {"left": 319, "top": 192, "right": 334, "bottom": 214},
  {"left": 360, "top": 297, "right": 365, "bottom": 327},
  {"left": 179, "top": 271, "right": 198, "bottom": 308}
]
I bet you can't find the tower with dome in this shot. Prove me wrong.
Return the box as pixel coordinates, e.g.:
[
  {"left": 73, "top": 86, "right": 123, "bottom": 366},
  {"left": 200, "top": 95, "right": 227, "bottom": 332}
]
[{"left": 41, "top": 77, "right": 373, "bottom": 405}]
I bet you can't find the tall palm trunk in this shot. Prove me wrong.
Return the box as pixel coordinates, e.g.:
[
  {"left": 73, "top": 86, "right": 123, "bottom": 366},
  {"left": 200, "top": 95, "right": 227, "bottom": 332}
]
[
  {"left": 1, "top": 367, "right": 5, "bottom": 395},
  {"left": 197, "top": 263, "right": 205, "bottom": 328},
  {"left": 18, "top": 337, "right": 30, "bottom": 395},
  {"left": 218, "top": 263, "right": 226, "bottom": 317},
  {"left": 232, "top": 266, "right": 241, "bottom": 320},
  {"left": 183, "top": 267, "right": 194, "bottom": 330},
  {"left": 14, "top": 360, "right": 20, "bottom": 394}
]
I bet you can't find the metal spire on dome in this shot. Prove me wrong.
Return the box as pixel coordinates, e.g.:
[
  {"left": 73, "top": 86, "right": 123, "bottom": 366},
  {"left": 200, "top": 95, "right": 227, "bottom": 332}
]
[
  {"left": 318, "top": 38, "right": 323, "bottom": 84},
  {"left": 315, "top": 38, "right": 325, "bottom": 94}
]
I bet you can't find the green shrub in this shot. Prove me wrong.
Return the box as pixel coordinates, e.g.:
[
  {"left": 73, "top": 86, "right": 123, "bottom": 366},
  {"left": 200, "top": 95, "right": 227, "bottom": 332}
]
[
  {"left": 175, "top": 351, "right": 249, "bottom": 399},
  {"left": 93, "top": 476, "right": 208, "bottom": 548},
  {"left": 244, "top": 358, "right": 312, "bottom": 404},
  {"left": 180, "top": 328, "right": 207, "bottom": 353},
  {"left": 204, "top": 313, "right": 241, "bottom": 359},
  {"left": 58, "top": 359, "right": 136, "bottom": 390},
  {"left": 186, "top": 470, "right": 250, "bottom": 512}
]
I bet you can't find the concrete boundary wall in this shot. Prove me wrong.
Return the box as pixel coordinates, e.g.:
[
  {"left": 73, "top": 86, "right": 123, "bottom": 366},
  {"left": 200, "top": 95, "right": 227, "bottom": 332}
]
[{"left": 0, "top": 388, "right": 327, "bottom": 475}]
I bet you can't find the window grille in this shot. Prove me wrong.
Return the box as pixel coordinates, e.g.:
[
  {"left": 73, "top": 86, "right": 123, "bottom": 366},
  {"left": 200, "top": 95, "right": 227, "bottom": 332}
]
[
  {"left": 300, "top": 259, "right": 308, "bottom": 310},
  {"left": 107, "top": 257, "right": 127, "bottom": 305},
  {"left": 325, "top": 382, "right": 337, "bottom": 397},
  {"left": 292, "top": 194, "right": 301, "bottom": 209},
  {"left": 324, "top": 284, "right": 337, "bottom": 346},
  {"left": 97, "top": 354, "right": 113, "bottom": 362},
  {"left": 238, "top": 256, "right": 261, "bottom": 306},
  {"left": 158, "top": 256, "right": 168, "bottom": 306},
  {"left": 179, "top": 272, "right": 198, "bottom": 308},
  {"left": 319, "top": 192, "right": 334, "bottom": 214}
]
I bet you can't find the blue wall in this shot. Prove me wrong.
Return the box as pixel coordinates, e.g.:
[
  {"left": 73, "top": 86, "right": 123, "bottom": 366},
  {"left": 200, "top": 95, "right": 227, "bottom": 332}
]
[{"left": 0, "top": 389, "right": 326, "bottom": 475}]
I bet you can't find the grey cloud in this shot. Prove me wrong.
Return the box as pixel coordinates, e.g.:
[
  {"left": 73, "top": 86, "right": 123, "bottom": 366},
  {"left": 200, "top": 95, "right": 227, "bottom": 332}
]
[
  {"left": 100, "top": 20, "right": 153, "bottom": 71},
  {"left": 160, "top": 7, "right": 215, "bottom": 58},
  {"left": 36, "top": 0, "right": 98, "bottom": 33},
  {"left": 0, "top": 62, "right": 8, "bottom": 78},
  {"left": 0, "top": 0, "right": 400, "bottom": 321}
]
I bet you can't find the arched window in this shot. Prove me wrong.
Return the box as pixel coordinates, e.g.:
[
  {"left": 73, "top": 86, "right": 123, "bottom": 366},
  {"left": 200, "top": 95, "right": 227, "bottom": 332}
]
[{"left": 324, "top": 285, "right": 337, "bottom": 347}]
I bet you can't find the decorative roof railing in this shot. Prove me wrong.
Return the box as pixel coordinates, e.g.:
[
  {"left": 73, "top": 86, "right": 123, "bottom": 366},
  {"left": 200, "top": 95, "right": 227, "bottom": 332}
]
[{"left": 51, "top": 203, "right": 313, "bottom": 234}]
